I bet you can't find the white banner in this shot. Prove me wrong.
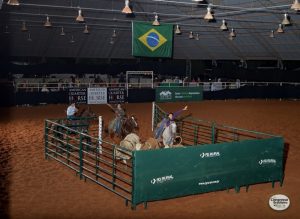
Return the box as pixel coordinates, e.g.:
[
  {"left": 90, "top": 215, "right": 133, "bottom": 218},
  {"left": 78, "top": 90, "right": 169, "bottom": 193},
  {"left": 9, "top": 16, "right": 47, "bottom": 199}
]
[{"left": 87, "top": 87, "right": 107, "bottom": 104}]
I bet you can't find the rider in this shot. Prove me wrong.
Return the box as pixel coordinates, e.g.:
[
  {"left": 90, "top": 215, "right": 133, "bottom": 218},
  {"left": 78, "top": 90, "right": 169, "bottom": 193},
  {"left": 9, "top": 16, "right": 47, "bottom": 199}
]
[
  {"left": 108, "top": 103, "right": 126, "bottom": 136},
  {"left": 66, "top": 102, "right": 78, "bottom": 119},
  {"left": 154, "top": 105, "right": 188, "bottom": 140}
]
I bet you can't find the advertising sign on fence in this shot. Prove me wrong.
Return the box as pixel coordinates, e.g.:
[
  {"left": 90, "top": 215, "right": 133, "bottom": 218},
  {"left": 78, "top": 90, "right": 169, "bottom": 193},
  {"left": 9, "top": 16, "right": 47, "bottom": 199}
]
[
  {"left": 107, "top": 87, "right": 126, "bottom": 103},
  {"left": 155, "top": 86, "right": 203, "bottom": 102},
  {"left": 68, "top": 88, "right": 87, "bottom": 104},
  {"left": 87, "top": 87, "right": 107, "bottom": 104},
  {"left": 132, "top": 137, "right": 284, "bottom": 206}
]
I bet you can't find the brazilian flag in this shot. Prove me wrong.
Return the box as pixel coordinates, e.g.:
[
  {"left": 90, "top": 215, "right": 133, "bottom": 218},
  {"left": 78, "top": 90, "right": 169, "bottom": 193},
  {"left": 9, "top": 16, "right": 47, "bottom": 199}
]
[{"left": 132, "top": 21, "right": 173, "bottom": 58}]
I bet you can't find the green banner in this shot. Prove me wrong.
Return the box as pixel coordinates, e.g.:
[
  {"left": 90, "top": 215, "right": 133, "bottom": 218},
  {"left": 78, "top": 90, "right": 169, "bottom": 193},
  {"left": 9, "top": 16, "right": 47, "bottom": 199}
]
[
  {"left": 132, "top": 21, "right": 173, "bottom": 58},
  {"left": 132, "top": 137, "right": 284, "bottom": 206},
  {"left": 155, "top": 86, "right": 203, "bottom": 102}
]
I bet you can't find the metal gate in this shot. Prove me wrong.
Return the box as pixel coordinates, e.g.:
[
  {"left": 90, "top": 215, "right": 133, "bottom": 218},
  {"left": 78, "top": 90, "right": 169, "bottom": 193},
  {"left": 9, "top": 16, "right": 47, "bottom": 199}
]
[{"left": 44, "top": 117, "right": 133, "bottom": 206}]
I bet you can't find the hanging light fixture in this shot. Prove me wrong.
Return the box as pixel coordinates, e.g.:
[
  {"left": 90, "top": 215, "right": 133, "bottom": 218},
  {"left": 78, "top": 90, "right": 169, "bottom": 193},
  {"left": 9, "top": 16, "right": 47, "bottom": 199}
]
[
  {"left": 21, "top": 21, "right": 28, "bottom": 32},
  {"left": 152, "top": 13, "right": 160, "bottom": 26},
  {"left": 269, "top": 30, "right": 275, "bottom": 38},
  {"left": 27, "top": 33, "right": 32, "bottom": 42},
  {"left": 195, "top": 33, "right": 199, "bottom": 41},
  {"left": 44, "top": 15, "right": 52, "bottom": 28},
  {"left": 282, "top": 13, "right": 291, "bottom": 26},
  {"left": 70, "top": 35, "right": 75, "bottom": 43},
  {"left": 277, "top": 24, "right": 284, "bottom": 33},
  {"left": 189, "top": 31, "right": 194, "bottom": 39},
  {"left": 122, "top": 0, "right": 132, "bottom": 14},
  {"left": 60, "top": 27, "right": 65, "bottom": 36},
  {"left": 175, "top": 24, "right": 181, "bottom": 35},
  {"left": 229, "top": 28, "right": 236, "bottom": 37},
  {"left": 76, "top": 8, "right": 85, "bottom": 22},
  {"left": 7, "top": 0, "right": 20, "bottom": 6},
  {"left": 110, "top": 37, "right": 114, "bottom": 45},
  {"left": 4, "top": 25, "right": 10, "bottom": 34},
  {"left": 112, "top": 29, "right": 117, "bottom": 38},
  {"left": 83, "top": 25, "right": 90, "bottom": 34},
  {"left": 204, "top": 5, "right": 214, "bottom": 21},
  {"left": 220, "top": 19, "right": 228, "bottom": 31},
  {"left": 291, "top": 0, "right": 300, "bottom": 11}
]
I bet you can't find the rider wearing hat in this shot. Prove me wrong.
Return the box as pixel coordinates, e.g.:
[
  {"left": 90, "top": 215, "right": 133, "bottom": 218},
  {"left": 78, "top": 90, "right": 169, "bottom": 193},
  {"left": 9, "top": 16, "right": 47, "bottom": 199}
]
[{"left": 154, "top": 105, "right": 188, "bottom": 139}]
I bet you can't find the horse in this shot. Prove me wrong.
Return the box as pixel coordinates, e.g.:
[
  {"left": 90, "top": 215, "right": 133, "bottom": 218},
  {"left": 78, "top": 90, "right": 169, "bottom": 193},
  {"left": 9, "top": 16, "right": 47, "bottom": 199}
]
[
  {"left": 159, "top": 121, "right": 183, "bottom": 148},
  {"left": 107, "top": 115, "right": 139, "bottom": 139}
]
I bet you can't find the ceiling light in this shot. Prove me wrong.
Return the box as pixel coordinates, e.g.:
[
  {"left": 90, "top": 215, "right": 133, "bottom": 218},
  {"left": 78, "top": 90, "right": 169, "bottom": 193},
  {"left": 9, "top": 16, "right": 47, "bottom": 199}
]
[
  {"left": 277, "top": 24, "right": 284, "bottom": 33},
  {"left": 195, "top": 33, "right": 199, "bottom": 40},
  {"left": 291, "top": 0, "right": 300, "bottom": 11},
  {"left": 110, "top": 38, "right": 114, "bottom": 45},
  {"left": 122, "top": 0, "right": 132, "bottom": 14},
  {"left": 175, "top": 24, "right": 181, "bottom": 34},
  {"left": 60, "top": 27, "right": 65, "bottom": 36},
  {"left": 189, "top": 31, "right": 194, "bottom": 39},
  {"left": 229, "top": 28, "right": 236, "bottom": 37},
  {"left": 83, "top": 25, "right": 90, "bottom": 34},
  {"left": 27, "top": 33, "right": 32, "bottom": 42},
  {"left": 204, "top": 5, "right": 214, "bottom": 21},
  {"left": 229, "top": 35, "right": 234, "bottom": 41},
  {"left": 220, "top": 19, "right": 228, "bottom": 31},
  {"left": 76, "top": 8, "right": 85, "bottom": 22},
  {"left": 44, "top": 16, "right": 52, "bottom": 28},
  {"left": 21, "top": 21, "right": 28, "bottom": 32},
  {"left": 7, "top": 0, "right": 19, "bottom": 6},
  {"left": 112, "top": 29, "right": 117, "bottom": 38},
  {"left": 282, "top": 13, "right": 291, "bottom": 26},
  {"left": 70, "top": 35, "right": 75, "bottom": 43},
  {"left": 269, "top": 30, "right": 275, "bottom": 38},
  {"left": 152, "top": 13, "right": 160, "bottom": 26},
  {"left": 4, "top": 25, "right": 10, "bottom": 34}
]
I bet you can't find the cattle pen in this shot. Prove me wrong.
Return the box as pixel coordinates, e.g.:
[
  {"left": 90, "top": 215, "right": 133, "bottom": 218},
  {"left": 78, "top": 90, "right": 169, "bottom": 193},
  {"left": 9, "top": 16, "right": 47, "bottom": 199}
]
[{"left": 44, "top": 103, "right": 285, "bottom": 209}]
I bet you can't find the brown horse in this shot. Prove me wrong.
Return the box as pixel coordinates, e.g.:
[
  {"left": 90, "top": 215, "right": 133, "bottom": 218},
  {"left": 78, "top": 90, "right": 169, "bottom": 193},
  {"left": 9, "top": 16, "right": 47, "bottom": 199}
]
[{"left": 107, "top": 115, "right": 139, "bottom": 139}]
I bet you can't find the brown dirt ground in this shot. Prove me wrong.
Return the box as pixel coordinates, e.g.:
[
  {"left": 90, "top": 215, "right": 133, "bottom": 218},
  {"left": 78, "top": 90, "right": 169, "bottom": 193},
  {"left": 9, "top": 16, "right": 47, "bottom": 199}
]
[{"left": 0, "top": 100, "right": 299, "bottom": 219}]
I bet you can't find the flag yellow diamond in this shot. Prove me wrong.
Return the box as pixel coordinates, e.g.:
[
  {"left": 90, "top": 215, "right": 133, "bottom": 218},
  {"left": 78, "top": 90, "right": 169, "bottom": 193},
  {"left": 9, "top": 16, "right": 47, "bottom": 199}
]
[{"left": 138, "top": 28, "right": 167, "bottom": 52}]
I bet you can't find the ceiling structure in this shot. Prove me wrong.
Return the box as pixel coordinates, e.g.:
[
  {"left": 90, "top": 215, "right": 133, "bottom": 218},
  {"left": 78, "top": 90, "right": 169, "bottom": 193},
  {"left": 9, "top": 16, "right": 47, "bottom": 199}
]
[{"left": 0, "top": 0, "right": 300, "bottom": 61}]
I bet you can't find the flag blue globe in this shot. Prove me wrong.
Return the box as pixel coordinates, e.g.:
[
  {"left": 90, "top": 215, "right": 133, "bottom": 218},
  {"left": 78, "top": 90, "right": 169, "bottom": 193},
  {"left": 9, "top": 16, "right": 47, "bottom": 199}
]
[{"left": 146, "top": 32, "right": 160, "bottom": 47}]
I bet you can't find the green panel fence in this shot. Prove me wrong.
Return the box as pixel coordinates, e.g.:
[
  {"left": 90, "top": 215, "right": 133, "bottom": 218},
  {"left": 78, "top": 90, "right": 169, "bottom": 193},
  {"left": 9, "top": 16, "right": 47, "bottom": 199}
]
[
  {"left": 155, "top": 86, "right": 203, "bottom": 102},
  {"left": 132, "top": 137, "right": 284, "bottom": 206},
  {"left": 45, "top": 103, "right": 285, "bottom": 209}
]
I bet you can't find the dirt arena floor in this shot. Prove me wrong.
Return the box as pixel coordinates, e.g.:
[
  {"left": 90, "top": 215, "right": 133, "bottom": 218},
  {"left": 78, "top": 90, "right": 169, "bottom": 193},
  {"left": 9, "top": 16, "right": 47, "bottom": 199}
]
[{"left": 0, "top": 100, "right": 299, "bottom": 219}]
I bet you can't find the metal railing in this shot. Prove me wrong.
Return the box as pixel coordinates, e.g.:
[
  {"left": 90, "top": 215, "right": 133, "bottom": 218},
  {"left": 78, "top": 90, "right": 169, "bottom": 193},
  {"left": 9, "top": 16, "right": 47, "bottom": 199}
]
[
  {"left": 14, "top": 81, "right": 300, "bottom": 92},
  {"left": 44, "top": 118, "right": 133, "bottom": 206}
]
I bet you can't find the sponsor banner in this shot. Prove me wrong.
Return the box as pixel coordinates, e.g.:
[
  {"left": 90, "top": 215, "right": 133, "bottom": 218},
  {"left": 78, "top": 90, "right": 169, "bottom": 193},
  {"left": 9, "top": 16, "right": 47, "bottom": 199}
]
[
  {"left": 155, "top": 86, "right": 203, "bottom": 102},
  {"left": 132, "top": 137, "right": 284, "bottom": 206},
  {"left": 87, "top": 87, "right": 107, "bottom": 104},
  {"left": 68, "top": 88, "right": 87, "bottom": 104},
  {"left": 107, "top": 87, "right": 126, "bottom": 104}
]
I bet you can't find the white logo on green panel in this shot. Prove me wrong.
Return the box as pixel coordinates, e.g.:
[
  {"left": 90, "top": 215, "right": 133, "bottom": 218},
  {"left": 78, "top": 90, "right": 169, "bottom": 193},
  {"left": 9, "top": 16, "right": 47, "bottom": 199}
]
[
  {"left": 259, "top": 159, "right": 276, "bottom": 165},
  {"left": 198, "top": 180, "right": 220, "bottom": 186},
  {"left": 200, "top": 152, "right": 220, "bottom": 158},
  {"left": 151, "top": 175, "right": 174, "bottom": 184},
  {"left": 159, "top": 90, "right": 172, "bottom": 100}
]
